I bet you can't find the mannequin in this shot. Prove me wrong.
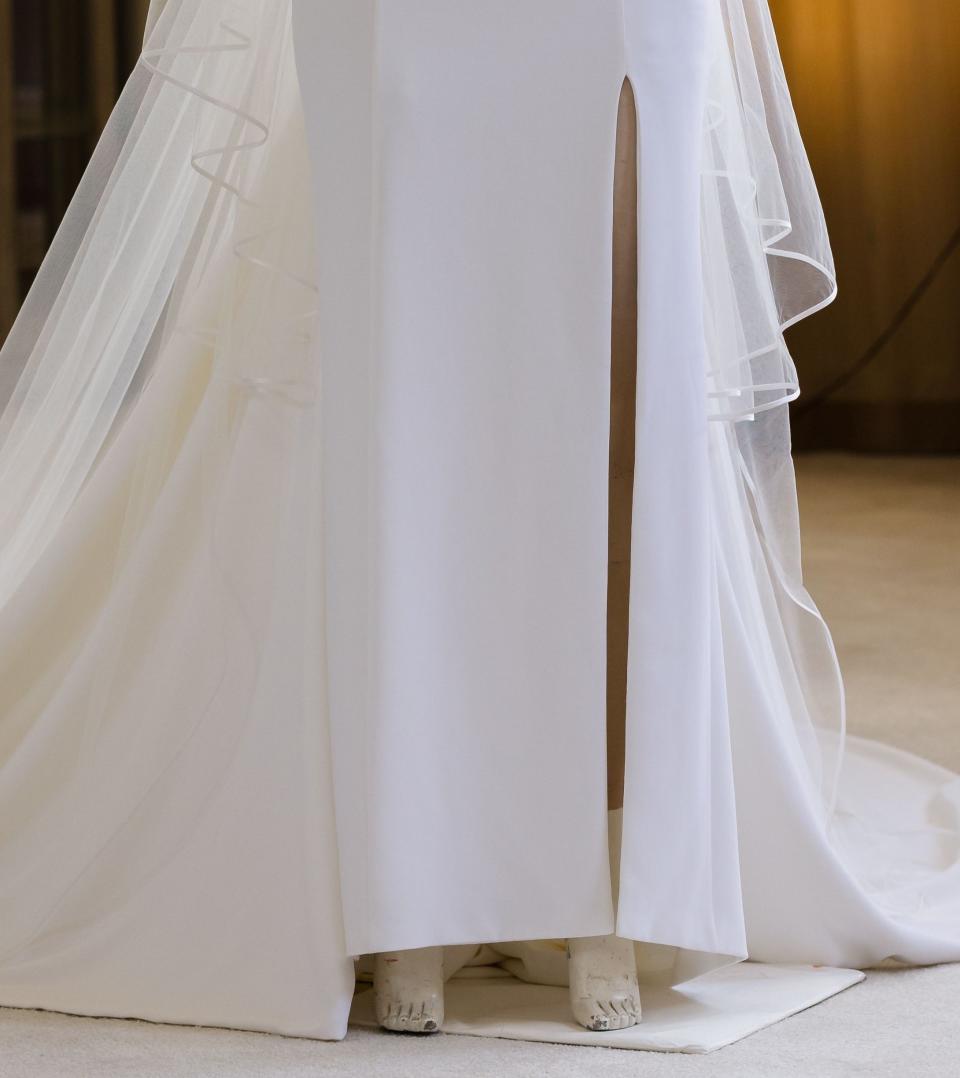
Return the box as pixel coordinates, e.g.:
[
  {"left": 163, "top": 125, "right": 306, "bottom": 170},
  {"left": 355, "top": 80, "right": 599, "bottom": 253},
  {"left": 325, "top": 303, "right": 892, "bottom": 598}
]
[{"left": 372, "top": 80, "right": 643, "bottom": 1036}]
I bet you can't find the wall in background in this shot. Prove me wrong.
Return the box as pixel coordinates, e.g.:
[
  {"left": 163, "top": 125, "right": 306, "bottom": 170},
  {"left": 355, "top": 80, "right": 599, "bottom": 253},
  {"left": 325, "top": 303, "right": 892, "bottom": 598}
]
[
  {"left": 125, "top": 0, "right": 152, "bottom": 67},
  {"left": 0, "top": 0, "right": 149, "bottom": 338},
  {"left": 771, "top": 0, "right": 960, "bottom": 452}
]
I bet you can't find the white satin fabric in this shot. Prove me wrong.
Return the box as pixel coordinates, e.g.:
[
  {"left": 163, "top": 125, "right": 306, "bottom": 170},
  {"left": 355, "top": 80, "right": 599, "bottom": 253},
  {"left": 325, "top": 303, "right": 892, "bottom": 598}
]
[{"left": 0, "top": 0, "right": 956, "bottom": 1043}]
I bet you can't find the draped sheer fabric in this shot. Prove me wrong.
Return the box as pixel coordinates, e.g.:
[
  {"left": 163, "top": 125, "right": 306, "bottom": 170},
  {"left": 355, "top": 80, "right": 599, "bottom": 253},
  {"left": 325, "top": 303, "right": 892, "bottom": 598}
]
[
  {"left": 0, "top": 1, "right": 354, "bottom": 1036},
  {"left": 0, "top": 0, "right": 955, "bottom": 1043},
  {"left": 0, "top": 0, "right": 313, "bottom": 605},
  {"left": 0, "top": 0, "right": 841, "bottom": 804},
  {"left": 703, "top": 0, "right": 843, "bottom": 816}
]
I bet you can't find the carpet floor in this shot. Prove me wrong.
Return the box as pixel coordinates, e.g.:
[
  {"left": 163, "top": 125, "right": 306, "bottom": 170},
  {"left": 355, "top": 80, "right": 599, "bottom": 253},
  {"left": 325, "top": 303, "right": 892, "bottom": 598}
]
[{"left": 2, "top": 453, "right": 958, "bottom": 1077}]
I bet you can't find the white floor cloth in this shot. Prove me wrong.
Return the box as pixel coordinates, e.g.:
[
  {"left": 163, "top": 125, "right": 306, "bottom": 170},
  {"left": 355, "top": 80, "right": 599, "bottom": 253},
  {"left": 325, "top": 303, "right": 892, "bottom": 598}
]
[
  {"left": 352, "top": 964, "right": 865, "bottom": 1053},
  {"left": 0, "top": 0, "right": 956, "bottom": 1048}
]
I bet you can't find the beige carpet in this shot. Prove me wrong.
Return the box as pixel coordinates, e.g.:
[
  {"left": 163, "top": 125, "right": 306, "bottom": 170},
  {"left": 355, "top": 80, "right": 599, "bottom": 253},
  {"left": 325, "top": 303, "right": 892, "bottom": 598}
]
[
  {"left": 797, "top": 454, "right": 960, "bottom": 773},
  {"left": 2, "top": 453, "right": 959, "bottom": 1078}
]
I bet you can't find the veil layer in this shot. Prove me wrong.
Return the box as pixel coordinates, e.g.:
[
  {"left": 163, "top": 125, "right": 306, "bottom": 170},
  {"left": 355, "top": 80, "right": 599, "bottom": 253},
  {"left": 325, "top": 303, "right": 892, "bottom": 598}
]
[
  {"left": 0, "top": 0, "right": 314, "bottom": 605},
  {"left": 0, "top": 0, "right": 356, "bottom": 1037},
  {"left": 0, "top": 0, "right": 843, "bottom": 812},
  {"left": 703, "top": 0, "right": 845, "bottom": 817}
]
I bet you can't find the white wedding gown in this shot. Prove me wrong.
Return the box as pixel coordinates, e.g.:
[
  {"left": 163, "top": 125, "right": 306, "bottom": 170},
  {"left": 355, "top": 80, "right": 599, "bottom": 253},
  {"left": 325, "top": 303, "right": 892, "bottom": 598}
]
[{"left": 0, "top": 0, "right": 956, "bottom": 1042}]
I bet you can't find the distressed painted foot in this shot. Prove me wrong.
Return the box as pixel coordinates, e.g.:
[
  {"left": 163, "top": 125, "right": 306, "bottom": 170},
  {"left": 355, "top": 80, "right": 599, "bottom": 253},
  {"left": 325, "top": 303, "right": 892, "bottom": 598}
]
[
  {"left": 374, "top": 947, "right": 445, "bottom": 1033},
  {"left": 567, "top": 934, "right": 641, "bottom": 1031}
]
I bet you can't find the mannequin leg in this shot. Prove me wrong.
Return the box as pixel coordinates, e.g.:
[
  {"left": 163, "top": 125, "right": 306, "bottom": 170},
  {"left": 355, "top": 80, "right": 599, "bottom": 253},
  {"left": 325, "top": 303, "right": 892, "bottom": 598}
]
[
  {"left": 374, "top": 947, "right": 445, "bottom": 1033},
  {"left": 567, "top": 78, "right": 642, "bottom": 1033},
  {"left": 606, "top": 79, "right": 638, "bottom": 820}
]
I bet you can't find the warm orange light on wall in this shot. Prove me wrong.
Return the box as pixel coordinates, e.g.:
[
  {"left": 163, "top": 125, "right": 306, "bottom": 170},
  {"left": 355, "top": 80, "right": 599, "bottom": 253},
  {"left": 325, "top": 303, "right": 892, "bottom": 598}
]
[{"left": 770, "top": 0, "right": 960, "bottom": 450}]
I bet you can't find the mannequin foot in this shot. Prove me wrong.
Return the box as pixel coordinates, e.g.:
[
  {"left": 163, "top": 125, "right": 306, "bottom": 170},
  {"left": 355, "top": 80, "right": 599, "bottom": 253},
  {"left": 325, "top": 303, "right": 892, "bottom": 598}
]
[
  {"left": 567, "top": 934, "right": 641, "bottom": 1031},
  {"left": 374, "top": 947, "right": 444, "bottom": 1033}
]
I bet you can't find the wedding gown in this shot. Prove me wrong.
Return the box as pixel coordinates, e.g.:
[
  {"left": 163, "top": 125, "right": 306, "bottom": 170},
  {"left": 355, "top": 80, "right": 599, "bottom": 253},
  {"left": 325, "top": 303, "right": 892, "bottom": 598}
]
[{"left": 0, "top": 0, "right": 956, "bottom": 1042}]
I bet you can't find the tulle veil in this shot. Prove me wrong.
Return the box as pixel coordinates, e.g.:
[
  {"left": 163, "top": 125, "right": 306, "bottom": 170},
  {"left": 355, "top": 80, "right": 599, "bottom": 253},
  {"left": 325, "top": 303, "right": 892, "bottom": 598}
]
[{"left": 0, "top": 0, "right": 843, "bottom": 810}]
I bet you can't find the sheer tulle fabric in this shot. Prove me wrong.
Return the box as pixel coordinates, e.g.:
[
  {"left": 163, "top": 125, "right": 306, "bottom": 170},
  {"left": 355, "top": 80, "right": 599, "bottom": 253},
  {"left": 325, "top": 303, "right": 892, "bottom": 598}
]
[
  {"left": 0, "top": 0, "right": 832, "bottom": 596},
  {"left": 0, "top": 0, "right": 842, "bottom": 811},
  {"left": 702, "top": 0, "right": 844, "bottom": 819},
  {"left": 0, "top": 1, "right": 353, "bottom": 1035},
  {"left": 0, "top": 0, "right": 313, "bottom": 604}
]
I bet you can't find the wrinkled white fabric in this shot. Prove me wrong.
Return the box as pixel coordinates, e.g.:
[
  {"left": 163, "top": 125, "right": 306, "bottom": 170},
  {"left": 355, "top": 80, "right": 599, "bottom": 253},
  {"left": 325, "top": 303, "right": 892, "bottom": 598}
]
[{"left": 0, "top": 0, "right": 955, "bottom": 1045}]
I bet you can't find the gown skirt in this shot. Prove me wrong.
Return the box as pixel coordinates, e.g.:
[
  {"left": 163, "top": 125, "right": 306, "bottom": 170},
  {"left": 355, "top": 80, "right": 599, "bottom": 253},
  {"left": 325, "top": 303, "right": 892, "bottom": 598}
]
[{"left": 0, "top": 0, "right": 956, "bottom": 1041}]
